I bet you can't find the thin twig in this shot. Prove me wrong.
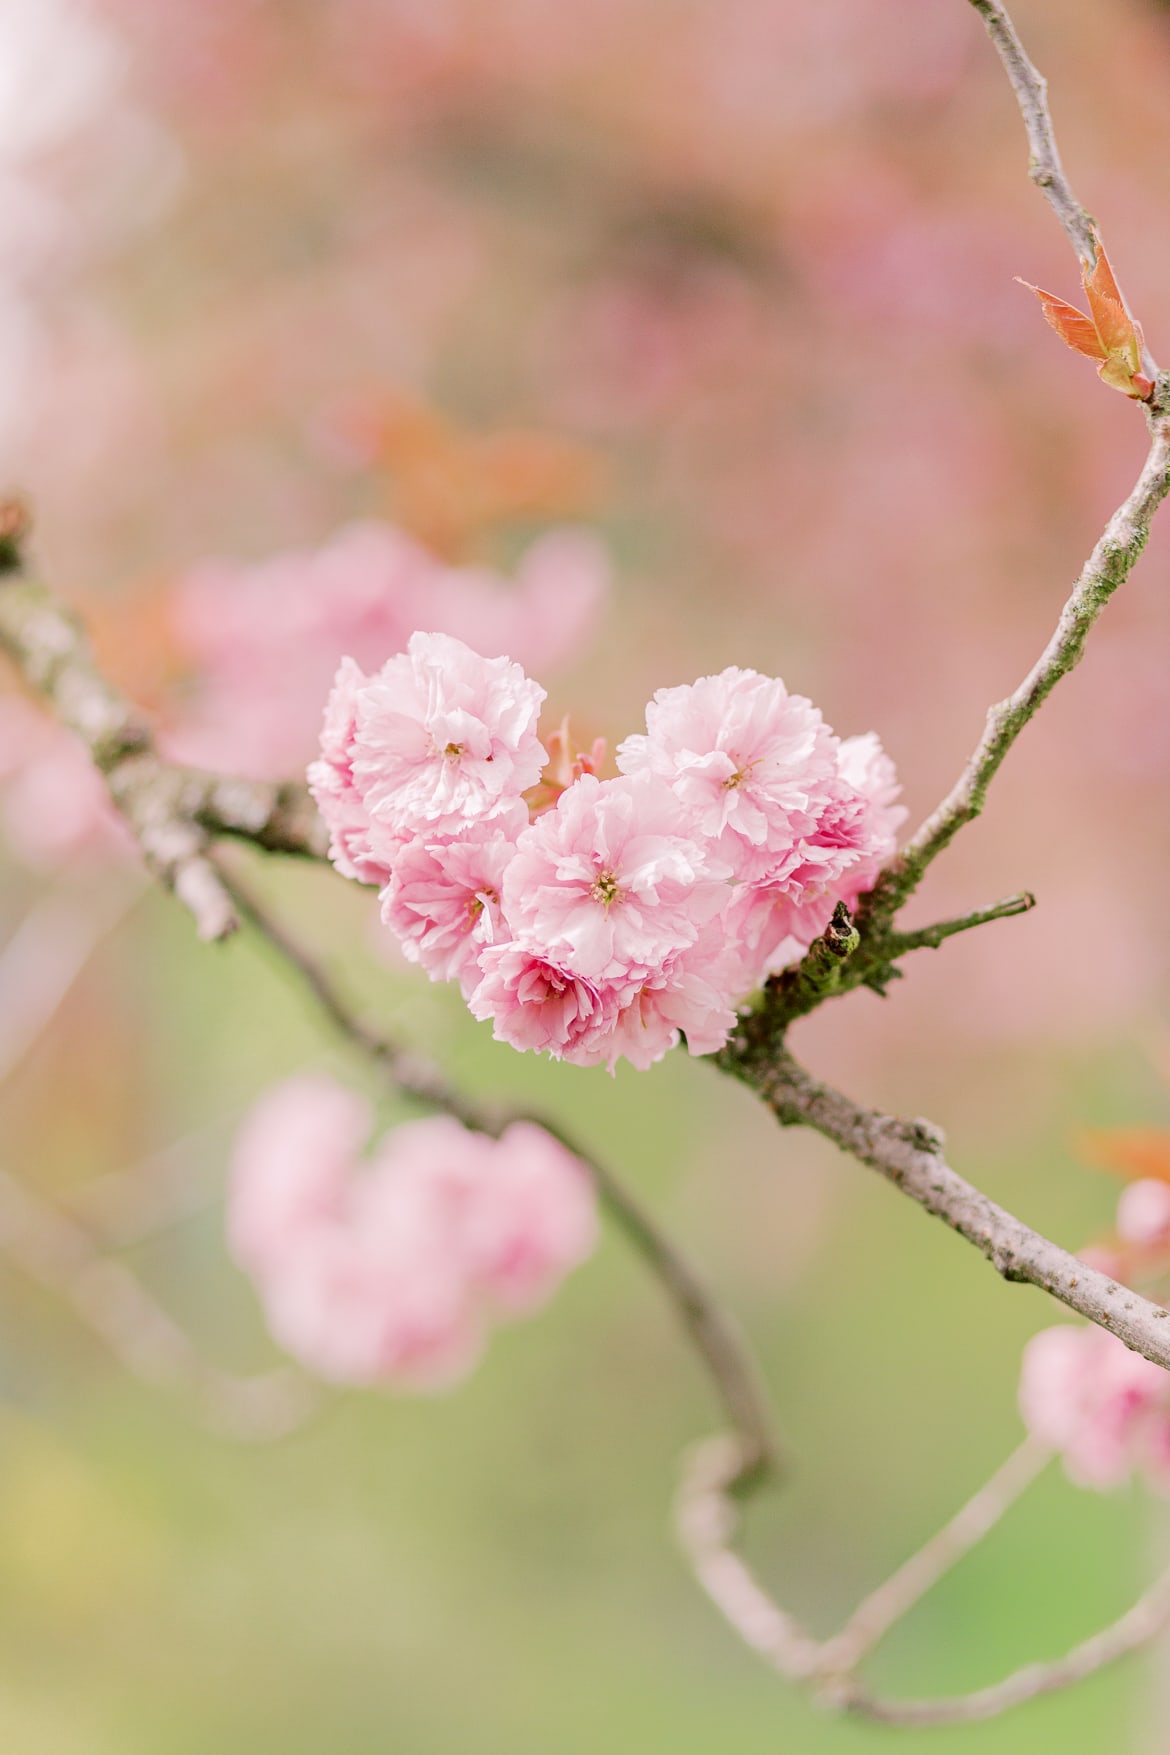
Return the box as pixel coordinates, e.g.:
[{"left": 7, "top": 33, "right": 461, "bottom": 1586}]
[
  {"left": 838, "top": 1561, "right": 1170, "bottom": 1725},
  {"left": 718, "top": 1040, "right": 1170, "bottom": 1373},
  {"left": 216, "top": 857, "right": 780, "bottom": 1478},
  {"left": 676, "top": 1435, "right": 821, "bottom": 1680},
  {"left": 677, "top": 1417, "right": 1170, "bottom": 1726},
  {"left": 883, "top": 891, "right": 1036, "bottom": 956},
  {"left": 967, "top": 0, "right": 1097, "bottom": 265},
  {"left": 861, "top": 412, "right": 1170, "bottom": 924},
  {"left": 817, "top": 1434, "right": 1052, "bottom": 1676}
]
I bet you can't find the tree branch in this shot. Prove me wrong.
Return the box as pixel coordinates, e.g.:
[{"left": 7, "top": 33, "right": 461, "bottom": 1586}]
[
  {"left": 677, "top": 1416, "right": 1170, "bottom": 1726},
  {"left": 838, "top": 1560, "right": 1170, "bottom": 1726},
  {"left": 863, "top": 410, "right": 1170, "bottom": 924},
  {"left": 215, "top": 857, "right": 780, "bottom": 1482},
  {"left": 0, "top": 554, "right": 326, "bottom": 939},
  {"left": 882, "top": 890, "right": 1035, "bottom": 956},
  {"left": 817, "top": 1434, "right": 1052, "bottom": 1676},
  {"left": 967, "top": 0, "right": 1097, "bottom": 266},
  {"left": 718, "top": 1039, "right": 1170, "bottom": 1372}
]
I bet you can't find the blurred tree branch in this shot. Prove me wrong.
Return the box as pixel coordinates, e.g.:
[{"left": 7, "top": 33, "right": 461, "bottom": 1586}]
[
  {"left": 859, "top": 408, "right": 1170, "bottom": 927},
  {"left": 676, "top": 1424, "right": 1170, "bottom": 1725},
  {"left": 0, "top": 550, "right": 326, "bottom": 940},
  {"left": 216, "top": 857, "right": 781, "bottom": 1491}
]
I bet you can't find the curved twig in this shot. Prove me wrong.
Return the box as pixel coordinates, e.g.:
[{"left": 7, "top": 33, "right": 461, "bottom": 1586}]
[
  {"left": 817, "top": 1434, "right": 1052, "bottom": 1676},
  {"left": 863, "top": 409, "right": 1170, "bottom": 924},
  {"left": 839, "top": 1561, "right": 1170, "bottom": 1725},
  {"left": 216, "top": 857, "right": 780, "bottom": 1481}
]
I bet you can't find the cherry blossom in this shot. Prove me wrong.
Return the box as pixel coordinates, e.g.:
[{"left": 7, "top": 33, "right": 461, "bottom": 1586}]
[
  {"left": 228, "top": 1078, "right": 596, "bottom": 1390},
  {"left": 316, "top": 640, "right": 904, "bottom": 1069},
  {"left": 351, "top": 631, "right": 547, "bottom": 844},
  {"left": 468, "top": 943, "right": 623, "bottom": 1066},
  {"left": 169, "top": 522, "right": 608, "bottom": 780},
  {"left": 380, "top": 811, "right": 525, "bottom": 997},
  {"left": 1019, "top": 1324, "right": 1170, "bottom": 1492},
  {"left": 617, "top": 666, "right": 838, "bottom": 880},
  {"left": 306, "top": 656, "right": 396, "bottom": 887},
  {"left": 501, "top": 772, "right": 730, "bottom": 981}
]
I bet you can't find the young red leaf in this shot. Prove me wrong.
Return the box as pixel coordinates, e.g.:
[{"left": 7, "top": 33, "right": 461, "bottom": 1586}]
[
  {"left": 1017, "top": 237, "right": 1155, "bottom": 400},
  {"left": 1083, "top": 246, "right": 1138, "bottom": 360},
  {"left": 1016, "top": 279, "right": 1108, "bottom": 361}
]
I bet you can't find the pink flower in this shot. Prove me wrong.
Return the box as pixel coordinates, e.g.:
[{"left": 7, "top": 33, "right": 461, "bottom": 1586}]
[
  {"left": 604, "top": 929, "right": 741, "bottom": 1070},
  {"left": 830, "top": 731, "right": 907, "bottom": 907},
  {"left": 307, "top": 656, "right": 396, "bottom": 887},
  {"left": 352, "top": 631, "right": 547, "bottom": 843},
  {"left": 420, "top": 528, "right": 610, "bottom": 680},
  {"left": 227, "top": 1074, "right": 372, "bottom": 1278},
  {"left": 617, "top": 666, "right": 838, "bottom": 880},
  {"left": 380, "top": 811, "right": 525, "bottom": 997},
  {"left": 719, "top": 851, "right": 836, "bottom": 996},
  {"left": 1116, "top": 1179, "right": 1170, "bottom": 1250},
  {"left": 228, "top": 1079, "right": 597, "bottom": 1391},
  {"left": 406, "top": 1118, "right": 597, "bottom": 1313},
  {"left": 502, "top": 772, "right": 730, "bottom": 980},
  {"left": 468, "top": 943, "right": 623, "bottom": 1065},
  {"left": 470, "top": 930, "right": 738, "bottom": 1072},
  {"left": 263, "top": 1171, "right": 484, "bottom": 1391},
  {"left": 716, "top": 730, "right": 906, "bottom": 993},
  {"left": 1019, "top": 1325, "right": 1170, "bottom": 1491},
  {"left": 168, "top": 522, "right": 608, "bottom": 781}
]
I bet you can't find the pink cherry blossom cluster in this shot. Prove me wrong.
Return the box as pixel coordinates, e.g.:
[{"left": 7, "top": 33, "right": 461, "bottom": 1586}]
[
  {"left": 229, "top": 1075, "right": 596, "bottom": 1390},
  {"left": 311, "top": 631, "right": 906, "bottom": 1072},
  {"left": 1018, "top": 1169, "right": 1170, "bottom": 1492},
  {"left": 1019, "top": 1325, "right": 1170, "bottom": 1492}
]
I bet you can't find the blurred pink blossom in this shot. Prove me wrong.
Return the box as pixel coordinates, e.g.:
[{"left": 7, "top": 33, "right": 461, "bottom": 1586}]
[
  {"left": 1019, "top": 1324, "right": 1170, "bottom": 1492},
  {"left": 168, "top": 522, "right": 607, "bottom": 780},
  {"left": 229, "top": 1078, "right": 596, "bottom": 1390},
  {"left": 1116, "top": 1178, "right": 1170, "bottom": 1251}
]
